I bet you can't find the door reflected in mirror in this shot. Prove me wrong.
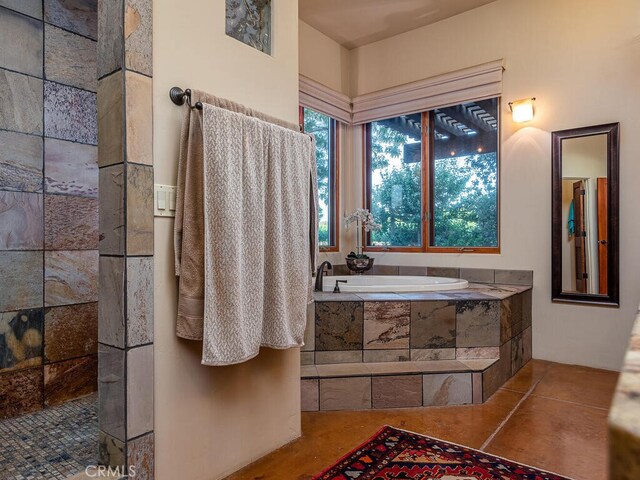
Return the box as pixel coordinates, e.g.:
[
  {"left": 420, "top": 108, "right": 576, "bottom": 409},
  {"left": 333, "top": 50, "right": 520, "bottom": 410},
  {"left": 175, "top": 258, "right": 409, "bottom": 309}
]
[
  {"left": 551, "top": 123, "right": 619, "bottom": 307},
  {"left": 560, "top": 135, "right": 608, "bottom": 295}
]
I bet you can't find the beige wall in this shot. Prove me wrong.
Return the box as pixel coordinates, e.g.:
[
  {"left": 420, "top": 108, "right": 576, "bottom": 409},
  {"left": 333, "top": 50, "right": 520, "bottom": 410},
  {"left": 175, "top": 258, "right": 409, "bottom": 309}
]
[
  {"left": 153, "top": 1, "right": 301, "bottom": 479},
  {"left": 312, "top": 0, "right": 639, "bottom": 370},
  {"left": 299, "top": 20, "right": 350, "bottom": 95}
]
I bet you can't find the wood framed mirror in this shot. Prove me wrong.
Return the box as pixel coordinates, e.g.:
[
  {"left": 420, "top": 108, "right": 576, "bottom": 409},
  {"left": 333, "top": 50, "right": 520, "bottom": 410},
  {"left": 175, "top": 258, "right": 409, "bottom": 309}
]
[{"left": 552, "top": 123, "right": 619, "bottom": 306}]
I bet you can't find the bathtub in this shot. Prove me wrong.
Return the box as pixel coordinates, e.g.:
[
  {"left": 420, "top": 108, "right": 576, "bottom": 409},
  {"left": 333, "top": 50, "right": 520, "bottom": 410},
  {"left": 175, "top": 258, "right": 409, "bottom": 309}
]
[{"left": 319, "top": 275, "right": 469, "bottom": 293}]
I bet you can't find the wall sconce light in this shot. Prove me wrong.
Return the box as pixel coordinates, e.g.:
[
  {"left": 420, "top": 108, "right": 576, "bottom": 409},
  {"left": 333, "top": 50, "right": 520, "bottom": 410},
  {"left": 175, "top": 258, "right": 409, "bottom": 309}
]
[{"left": 509, "top": 97, "right": 535, "bottom": 123}]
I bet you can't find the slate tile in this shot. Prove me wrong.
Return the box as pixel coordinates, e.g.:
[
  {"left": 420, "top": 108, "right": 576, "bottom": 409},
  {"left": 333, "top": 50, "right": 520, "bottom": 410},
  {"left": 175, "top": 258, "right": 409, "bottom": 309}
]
[
  {"left": 127, "top": 431, "right": 154, "bottom": 480},
  {"left": 44, "top": 138, "right": 98, "bottom": 197},
  {"left": 44, "top": 354, "right": 97, "bottom": 405},
  {"left": 98, "top": 255, "right": 124, "bottom": 348},
  {"left": 500, "top": 297, "right": 513, "bottom": 343},
  {"left": 0, "top": 130, "right": 43, "bottom": 192},
  {"left": 423, "top": 372, "right": 472, "bottom": 406},
  {"left": 98, "top": 343, "right": 125, "bottom": 441},
  {"left": 124, "top": 0, "right": 152, "bottom": 76},
  {"left": 125, "top": 71, "right": 152, "bottom": 166},
  {"left": 44, "top": 81, "right": 97, "bottom": 145},
  {"left": 0, "top": 367, "right": 43, "bottom": 419},
  {"left": 0, "top": 0, "right": 42, "bottom": 19},
  {"left": 410, "top": 348, "right": 455, "bottom": 361},
  {"left": 0, "top": 191, "right": 43, "bottom": 250},
  {"left": 127, "top": 344, "right": 153, "bottom": 438},
  {"left": 315, "top": 301, "right": 363, "bottom": 351},
  {"left": 0, "top": 8, "right": 42, "bottom": 76},
  {"left": 44, "top": 302, "right": 97, "bottom": 363},
  {"left": 44, "top": 194, "right": 98, "bottom": 250},
  {"left": 427, "top": 267, "right": 459, "bottom": 278},
  {"left": 0, "top": 69, "right": 43, "bottom": 134},
  {"left": 364, "top": 301, "right": 410, "bottom": 350},
  {"left": 494, "top": 269, "right": 534, "bottom": 286},
  {"left": 44, "top": 0, "right": 97, "bottom": 39},
  {"left": 456, "top": 347, "right": 500, "bottom": 359},
  {"left": 482, "top": 341, "right": 512, "bottom": 401},
  {"left": 398, "top": 265, "right": 428, "bottom": 276},
  {"left": 126, "top": 164, "right": 153, "bottom": 255},
  {"left": 302, "top": 301, "right": 314, "bottom": 352},
  {"left": 98, "top": 164, "right": 125, "bottom": 255},
  {"left": 522, "top": 289, "right": 532, "bottom": 328},
  {"left": 300, "top": 351, "right": 314, "bottom": 365},
  {"left": 97, "top": 0, "right": 123, "bottom": 78},
  {"left": 0, "top": 308, "right": 43, "bottom": 372},
  {"left": 0, "top": 251, "right": 43, "bottom": 311},
  {"left": 127, "top": 256, "right": 153, "bottom": 346},
  {"left": 99, "top": 430, "right": 125, "bottom": 469},
  {"left": 459, "top": 268, "right": 495, "bottom": 284},
  {"left": 372, "top": 375, "right": 422, "bottom": 408},
  {"left": 367, "top": 264, "right": 398, "bottom": 275},
  {"left": 97, "top": 71, "right": 123, "bottom": 167},
  {"left": 363, "top": 349, "right": 410, "bottom": 363},
  {"left": 301, "top": 379, "right": 319, "bottom": 411},
  {"left": 456, "top": 300, "right": 500, "bottom": 348},
  {"left": 315, "top": 350, "right": 362, "bottom": 364},
  {"left": 410, "top": 300, "right": 455, "bottom": 349},
  {"left": 44, "top": 24, "right": 97, "bottom": 92},
  {"left": 44, "top": 250, "right": 98, "bottom": 306},
  {"left": 319, "top": 377, "right": 371, "bottom": 411}
]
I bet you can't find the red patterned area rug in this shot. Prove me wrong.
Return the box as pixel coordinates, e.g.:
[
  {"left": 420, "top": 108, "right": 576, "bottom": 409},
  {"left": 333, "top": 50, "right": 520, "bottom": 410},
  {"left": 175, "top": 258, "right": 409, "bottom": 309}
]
[{"left": 313, "top": 425, "right": 572, "bottom": 480}]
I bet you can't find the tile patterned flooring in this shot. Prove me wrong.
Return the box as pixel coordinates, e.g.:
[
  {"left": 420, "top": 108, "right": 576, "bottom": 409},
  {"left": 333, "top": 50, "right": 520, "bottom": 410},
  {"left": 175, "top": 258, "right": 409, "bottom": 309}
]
[
  {"left": 0, "top": 394, "right": 97, "bottom": 480},
  {"left": 225, "top": 360, "right": 619, "bottom": 480}
]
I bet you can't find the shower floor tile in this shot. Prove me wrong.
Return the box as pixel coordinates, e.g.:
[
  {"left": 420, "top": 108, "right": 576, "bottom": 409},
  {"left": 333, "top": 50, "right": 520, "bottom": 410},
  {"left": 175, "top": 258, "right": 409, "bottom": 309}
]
[{"left": 0, "top": 393, "right": 97, "bottom": 480}]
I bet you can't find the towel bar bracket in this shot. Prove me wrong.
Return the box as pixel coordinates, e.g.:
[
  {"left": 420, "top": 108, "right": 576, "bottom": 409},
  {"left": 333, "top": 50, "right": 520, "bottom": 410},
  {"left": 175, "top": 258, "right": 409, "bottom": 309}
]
[{"left": 169, "top": 87, "right": 203, "bottom": 110}]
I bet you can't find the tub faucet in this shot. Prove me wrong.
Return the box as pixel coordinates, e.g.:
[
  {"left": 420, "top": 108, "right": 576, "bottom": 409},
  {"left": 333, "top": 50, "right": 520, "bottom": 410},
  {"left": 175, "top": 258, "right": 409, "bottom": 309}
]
[
  {"left": 333, "top": 280, "right": 348, "bottom": 293},
  {"left": 314, "top": 261, "right": 332, "bottom": 292}
]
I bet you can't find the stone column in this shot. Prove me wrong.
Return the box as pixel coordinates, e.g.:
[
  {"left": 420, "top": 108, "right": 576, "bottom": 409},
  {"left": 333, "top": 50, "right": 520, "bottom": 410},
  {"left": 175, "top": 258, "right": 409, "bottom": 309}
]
[{"left": 97, "top": 0, "right": 154, "bottom": 477}]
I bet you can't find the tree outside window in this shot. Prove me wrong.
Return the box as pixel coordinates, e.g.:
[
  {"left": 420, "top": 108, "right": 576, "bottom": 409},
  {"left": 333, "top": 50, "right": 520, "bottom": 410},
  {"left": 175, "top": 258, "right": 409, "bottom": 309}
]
[
  {"left": 302, "top": 107, "right": 337, "bottom": 248},
  {"left": 365, "top": 98, "right": 499, "bottom": 252}
]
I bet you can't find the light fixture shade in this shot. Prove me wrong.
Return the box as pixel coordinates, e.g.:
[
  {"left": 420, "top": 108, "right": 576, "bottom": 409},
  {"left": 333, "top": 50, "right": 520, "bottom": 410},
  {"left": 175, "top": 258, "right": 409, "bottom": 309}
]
[{"left": 510, "top": 97, "right": 535, "bottom": 123}]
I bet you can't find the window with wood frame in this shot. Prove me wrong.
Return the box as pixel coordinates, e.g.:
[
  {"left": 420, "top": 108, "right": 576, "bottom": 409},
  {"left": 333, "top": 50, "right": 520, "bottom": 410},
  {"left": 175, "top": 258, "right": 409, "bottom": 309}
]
[
  {"left": 364, "top": 97, "right": 500, "bottom": 253},
  {"left": 301, "top": 107, "right": 339, "bottom": 250}
]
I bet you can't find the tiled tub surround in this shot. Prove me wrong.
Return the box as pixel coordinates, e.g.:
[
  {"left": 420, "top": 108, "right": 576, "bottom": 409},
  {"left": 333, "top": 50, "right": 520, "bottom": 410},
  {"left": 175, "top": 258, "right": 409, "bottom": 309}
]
[
  {"left": 0, "top": 1, "right": 98, "bottom": 420},
  {"left": 609, "top": 307, "right": 640, "bottom": 479},
  {"left": 302, "top": 283, "right": 532, "bottom": 411}
]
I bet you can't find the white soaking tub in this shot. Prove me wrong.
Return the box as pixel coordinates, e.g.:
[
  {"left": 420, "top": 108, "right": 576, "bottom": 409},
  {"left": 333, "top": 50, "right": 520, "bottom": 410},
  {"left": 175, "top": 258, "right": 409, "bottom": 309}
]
[{"left": 320, "top": 275, "right": 468, "bottom": 293}]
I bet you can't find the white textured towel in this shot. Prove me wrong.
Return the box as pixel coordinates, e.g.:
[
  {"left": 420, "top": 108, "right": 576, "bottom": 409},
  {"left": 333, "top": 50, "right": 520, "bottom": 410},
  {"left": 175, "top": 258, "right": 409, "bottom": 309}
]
[{"left": 201, "top": 103, "right": 318, "bottom": 366}]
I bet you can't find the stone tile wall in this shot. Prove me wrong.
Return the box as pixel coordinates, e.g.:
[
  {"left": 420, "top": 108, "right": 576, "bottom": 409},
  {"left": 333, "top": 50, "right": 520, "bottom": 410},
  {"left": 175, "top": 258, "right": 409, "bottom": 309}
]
[
  {"left": 330, "top": 264, "right": 534, "bottom": 287},
  {"left": 307, "top": 285, "right": 532, "bottom": 367},
  {"left": 0, "top": 1, "right": 98, "bottom": 419}
]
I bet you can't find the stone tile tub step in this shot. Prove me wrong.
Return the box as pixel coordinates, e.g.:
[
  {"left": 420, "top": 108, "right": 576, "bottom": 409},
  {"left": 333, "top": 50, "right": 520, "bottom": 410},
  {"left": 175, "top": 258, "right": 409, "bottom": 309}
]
[
  {"left": 300, "top": 359, "right": 503, "bottom": 411},
  {"left": 301, "top": 359, "right": 497, "bottom": 379}
]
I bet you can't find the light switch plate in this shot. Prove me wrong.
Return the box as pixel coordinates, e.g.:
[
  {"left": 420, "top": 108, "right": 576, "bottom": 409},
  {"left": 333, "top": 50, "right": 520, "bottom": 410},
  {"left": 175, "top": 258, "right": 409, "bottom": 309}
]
[{"left": 154, "top": 184, "right": 177, "bottom": 217}]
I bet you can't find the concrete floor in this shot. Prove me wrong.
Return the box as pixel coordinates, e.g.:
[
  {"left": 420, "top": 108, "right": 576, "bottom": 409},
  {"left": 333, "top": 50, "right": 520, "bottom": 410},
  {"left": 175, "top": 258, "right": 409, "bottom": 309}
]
[{"left": 225, "top": 360, "right": 619, "bottom": 480}]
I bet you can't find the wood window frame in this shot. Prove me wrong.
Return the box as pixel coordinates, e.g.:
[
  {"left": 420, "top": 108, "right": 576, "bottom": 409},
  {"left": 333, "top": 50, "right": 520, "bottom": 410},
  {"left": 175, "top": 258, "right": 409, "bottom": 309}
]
[
  {"left": 363, "top": 108, "right": 501, "bottom": 254},
  {"left": 300, "top": 106, "right": 340, "bottom": 252}
]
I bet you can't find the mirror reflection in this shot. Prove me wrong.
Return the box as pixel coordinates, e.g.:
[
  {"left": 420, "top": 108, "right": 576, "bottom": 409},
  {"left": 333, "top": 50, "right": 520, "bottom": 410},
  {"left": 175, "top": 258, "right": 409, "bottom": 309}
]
[{"left": 560, "top": 135, "right": 608, "bottom": 295}]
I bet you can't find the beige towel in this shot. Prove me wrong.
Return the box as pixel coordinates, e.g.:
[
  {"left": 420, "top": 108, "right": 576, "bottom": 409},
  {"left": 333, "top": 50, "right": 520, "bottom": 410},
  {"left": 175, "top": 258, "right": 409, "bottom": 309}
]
[
  {"left": 200, "top": 103, "right": 317, "bottom": 365},
  {"left": 174, "top": 90, "right": 314, "bottom": 341}
]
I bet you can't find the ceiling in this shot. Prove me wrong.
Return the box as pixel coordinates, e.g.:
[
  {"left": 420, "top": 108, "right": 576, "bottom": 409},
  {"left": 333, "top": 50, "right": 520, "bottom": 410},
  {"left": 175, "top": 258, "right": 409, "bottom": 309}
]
[{"left": 299, "top": 0, "right": 497, "bottom": 49}]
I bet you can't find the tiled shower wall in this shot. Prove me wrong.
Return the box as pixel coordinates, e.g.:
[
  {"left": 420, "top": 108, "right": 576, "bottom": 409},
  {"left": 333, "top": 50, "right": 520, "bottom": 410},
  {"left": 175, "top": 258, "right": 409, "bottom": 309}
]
[{"left": 0, "top": 0, "right": 98, "bottom": 419}]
